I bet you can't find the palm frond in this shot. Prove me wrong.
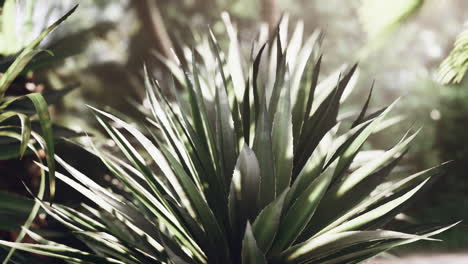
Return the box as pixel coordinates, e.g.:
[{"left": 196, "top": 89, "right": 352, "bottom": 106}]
[{"left": 437, "top": 28, "right": 468, "bottom": 84}]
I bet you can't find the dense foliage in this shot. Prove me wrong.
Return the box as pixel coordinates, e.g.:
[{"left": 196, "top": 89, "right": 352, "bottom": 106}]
[{"left": 0, "top": 5, "right": 79, "bottom": 263}]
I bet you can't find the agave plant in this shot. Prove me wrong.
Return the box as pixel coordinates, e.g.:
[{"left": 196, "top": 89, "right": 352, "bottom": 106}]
[{"left": 0, "top": 18, "right": 454, "bottom": 264}]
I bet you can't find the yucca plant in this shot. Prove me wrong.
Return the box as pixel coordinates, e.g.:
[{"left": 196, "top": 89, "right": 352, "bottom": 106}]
[{"left": 0, "top": 17, "right": 455, "bottom": 264}]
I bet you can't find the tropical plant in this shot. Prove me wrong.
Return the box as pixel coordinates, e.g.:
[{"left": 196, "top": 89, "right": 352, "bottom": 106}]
[
  {"left": 0, "top": 5, "right": 77, "bottom": 263},
  {"left": 0, "top": 18, "right": 454, "bottom": 264},
  {"left": 437, "top": 28, "right": 468, "bottom": 84}
]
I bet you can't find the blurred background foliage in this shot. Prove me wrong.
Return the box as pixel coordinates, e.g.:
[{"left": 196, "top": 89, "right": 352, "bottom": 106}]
[{"left": 1, "top": 0, "right": 468, "bottom": 257}]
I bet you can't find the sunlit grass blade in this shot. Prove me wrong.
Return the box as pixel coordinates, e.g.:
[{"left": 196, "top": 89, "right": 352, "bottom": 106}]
[
  {"left": 0, "top": 239, "right": 124, "bottom": 264},
  {"left": 26, "top": 93, "right": 55, "bottom": 199},
  {"left": 280, "top": 230, "right": 436, "bottom": 263},
  {"left": 323, "top": 178, "right": 429, "bottom": 236},
  {"left": 1, "top": 132, "right": 46, "bottom": 264},
  {"left": 0, "top": 111, "right": 31, "bottom": 157},
  {"left": 318, "top": 223, "right": 459, "bottom": 264}
]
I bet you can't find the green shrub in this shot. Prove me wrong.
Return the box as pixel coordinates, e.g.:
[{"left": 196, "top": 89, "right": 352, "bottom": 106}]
[{"left": 0, "top": 19, "right": 454, "bottom": 264}]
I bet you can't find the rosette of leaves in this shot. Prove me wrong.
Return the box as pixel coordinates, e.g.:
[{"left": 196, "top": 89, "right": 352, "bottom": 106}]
[
  {"left": 0, "top": 19, "right": 455, "bottom": 264},
  {"left": 0, "top": 5, "right": 78, "bottom": 263}
]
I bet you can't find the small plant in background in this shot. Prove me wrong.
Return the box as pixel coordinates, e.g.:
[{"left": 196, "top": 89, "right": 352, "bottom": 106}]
[
  {"left": 437, "top": 28, "right": 468, "bottom": 84},
  {"left": 0, "top": 17, "right": 455, "bottom": 263}
]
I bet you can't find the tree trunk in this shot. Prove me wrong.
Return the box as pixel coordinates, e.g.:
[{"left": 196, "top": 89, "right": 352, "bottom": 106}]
[
  {"left": 133, "top": 0, "right": 175, "bottom": 62},
  {"left": 261, "top": 0, "right": 280, "bottom": 37}
]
